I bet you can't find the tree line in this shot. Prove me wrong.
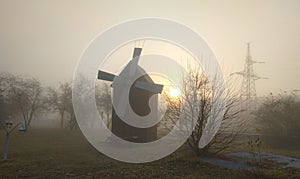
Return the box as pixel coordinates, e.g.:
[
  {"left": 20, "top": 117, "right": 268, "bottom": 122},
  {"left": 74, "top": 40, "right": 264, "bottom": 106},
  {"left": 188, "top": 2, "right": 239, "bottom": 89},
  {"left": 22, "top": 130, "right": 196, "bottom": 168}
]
[
  {"left": 0, "top": 73, "right": 111, "bottom": 130},
  {"left": 254, "top": 91, "right": 300, "bottom": 149},
  {"left": 1, "top": 71, "right": 298, "bottom": 155}
]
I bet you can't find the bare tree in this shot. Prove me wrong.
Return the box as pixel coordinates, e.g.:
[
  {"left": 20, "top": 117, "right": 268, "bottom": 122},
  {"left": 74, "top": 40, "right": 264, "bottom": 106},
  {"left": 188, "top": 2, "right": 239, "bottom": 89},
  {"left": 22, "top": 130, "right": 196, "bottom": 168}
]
[
  {"left": 95, "top": 82, "right": 112, "bottom": 129},
  {"left": 65, "top": 84, "right": 77, "bottom": 130},
  {"left": 0, "top": 75, "right": 7, "bottom": 121},
  {"left": 160, "top": 66, "right": 244, "bottom": 155},
  {"left": 254, "top": 92, "right": 300, "bottom": 148},
  {"left": 47, "top": 82, "right": 72, "bottom": 128},
  {"left": 0, "top": 73, "right": 45, "bottom": 129},
  {"left": 47, "top": 81, "right": 78, "bottom": 130}
]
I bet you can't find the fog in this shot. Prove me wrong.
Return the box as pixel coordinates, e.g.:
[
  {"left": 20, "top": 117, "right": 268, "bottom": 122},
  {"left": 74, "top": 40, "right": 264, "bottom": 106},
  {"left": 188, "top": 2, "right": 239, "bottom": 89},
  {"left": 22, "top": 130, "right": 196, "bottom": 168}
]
[
  {"left": 0, "top": 0, "right": 300, "bottom": 95},
  {"left": 0, "top": 2, "right": 300, "bottom": 177}
]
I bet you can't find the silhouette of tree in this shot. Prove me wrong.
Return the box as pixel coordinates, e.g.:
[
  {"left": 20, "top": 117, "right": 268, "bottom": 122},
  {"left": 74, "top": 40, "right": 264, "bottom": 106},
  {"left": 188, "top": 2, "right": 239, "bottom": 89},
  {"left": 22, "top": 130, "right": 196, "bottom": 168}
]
[
  {"left": 161, "top": 65, "right": 244, "bottom": 155},
  {"left": 0, "top": 73, "right": 45, "bottom": 129},
  {"left": 47, "top": 82, "right": 73, "bottom": 128},
  {"left": 254, "top": 92, "right": 300, "bottom": 148},
  {"left": 96, "top": 82, "right": 112, "bottom": 129}
]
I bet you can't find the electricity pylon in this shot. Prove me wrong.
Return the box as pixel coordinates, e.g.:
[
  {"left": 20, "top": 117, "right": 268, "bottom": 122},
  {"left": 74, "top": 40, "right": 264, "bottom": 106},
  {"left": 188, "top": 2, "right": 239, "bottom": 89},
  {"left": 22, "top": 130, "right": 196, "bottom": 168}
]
[{"left": 231, "top": 43, "right": 267, "bottom": 109}]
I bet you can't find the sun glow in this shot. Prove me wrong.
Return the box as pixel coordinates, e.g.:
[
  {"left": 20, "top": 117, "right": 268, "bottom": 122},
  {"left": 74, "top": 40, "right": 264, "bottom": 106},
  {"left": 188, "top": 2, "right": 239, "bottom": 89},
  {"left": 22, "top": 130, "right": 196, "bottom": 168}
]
[{"left": 169, "top": 87, "right": 181, "bottom": 98}]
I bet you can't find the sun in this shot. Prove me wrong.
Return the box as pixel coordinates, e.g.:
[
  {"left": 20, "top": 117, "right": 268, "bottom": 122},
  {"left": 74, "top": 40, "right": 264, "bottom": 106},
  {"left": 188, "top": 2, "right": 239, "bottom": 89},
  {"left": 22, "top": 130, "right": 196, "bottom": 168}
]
[{"left": 169, "top": 87, "right": 181, "bottom": 98}]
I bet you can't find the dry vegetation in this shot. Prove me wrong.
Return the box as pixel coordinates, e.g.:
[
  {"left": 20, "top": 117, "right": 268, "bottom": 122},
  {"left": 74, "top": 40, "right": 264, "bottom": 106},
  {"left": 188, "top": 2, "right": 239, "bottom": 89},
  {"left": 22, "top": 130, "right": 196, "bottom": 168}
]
[
  {"left": 1, "top": 73, "right": 300, "bottom": 178},
  {"left": 0, "top": 128, "right": 299, "bottom": 178}
]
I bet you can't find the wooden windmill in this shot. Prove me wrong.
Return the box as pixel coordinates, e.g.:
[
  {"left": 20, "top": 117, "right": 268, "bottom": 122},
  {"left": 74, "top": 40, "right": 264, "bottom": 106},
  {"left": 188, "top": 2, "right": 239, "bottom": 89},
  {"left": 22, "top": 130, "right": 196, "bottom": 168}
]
[{"left": 97, "top": 48, "right": 163, "bottom": 142}]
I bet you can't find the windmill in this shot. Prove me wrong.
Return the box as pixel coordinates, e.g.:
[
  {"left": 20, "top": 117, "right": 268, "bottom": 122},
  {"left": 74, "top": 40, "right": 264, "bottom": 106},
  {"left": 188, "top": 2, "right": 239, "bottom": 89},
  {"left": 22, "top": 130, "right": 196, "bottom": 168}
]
[{"left": 97, "top": 47, "right": 164, "bottom": 142}]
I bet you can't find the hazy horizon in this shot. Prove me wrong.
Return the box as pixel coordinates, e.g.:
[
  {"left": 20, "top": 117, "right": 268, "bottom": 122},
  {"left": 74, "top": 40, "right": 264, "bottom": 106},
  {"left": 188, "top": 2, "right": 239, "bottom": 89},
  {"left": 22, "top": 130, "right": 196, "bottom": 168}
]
[{"left": 1, "top": 0, "right": 300, "bottom": 96}]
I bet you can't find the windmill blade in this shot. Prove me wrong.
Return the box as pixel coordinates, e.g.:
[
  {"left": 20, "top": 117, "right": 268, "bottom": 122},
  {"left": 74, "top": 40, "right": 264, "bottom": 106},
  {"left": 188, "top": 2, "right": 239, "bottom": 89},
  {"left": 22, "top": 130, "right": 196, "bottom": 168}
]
[
  {"left": 115, "top": 86, "right": 129, "bottom": 118},
  {"left": 134, "top": 81, "right": 163, "bottom": 94},
  {"left": 116, "top": 47, "right": 143, "bottom": 116},
  {"left": 98, "top": 70, "right": 116, "bottom": 82},
  {"left": 132, "top": 47, "right": 142, "bottom": 60},
  {"left": 129, "top": 48, "right": 142, "bottom": 76}
]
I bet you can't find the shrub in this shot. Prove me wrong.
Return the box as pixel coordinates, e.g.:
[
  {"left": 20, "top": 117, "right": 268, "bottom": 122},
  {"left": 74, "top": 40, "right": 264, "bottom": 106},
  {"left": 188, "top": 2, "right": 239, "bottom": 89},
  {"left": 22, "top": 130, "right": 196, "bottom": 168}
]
[{"left": 254, "top": 92, "right": 300, "bottom": 149}]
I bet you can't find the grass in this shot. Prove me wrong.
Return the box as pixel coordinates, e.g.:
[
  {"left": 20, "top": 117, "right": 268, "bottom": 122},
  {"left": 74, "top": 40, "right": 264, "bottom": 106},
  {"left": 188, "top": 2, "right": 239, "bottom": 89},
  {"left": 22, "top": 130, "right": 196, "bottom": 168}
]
[
  {"left": 225, "top": 135, "right": 300, "bottom": 159},
  {"left": 0, "top": 128, "right": 299, "bottom": 178}
]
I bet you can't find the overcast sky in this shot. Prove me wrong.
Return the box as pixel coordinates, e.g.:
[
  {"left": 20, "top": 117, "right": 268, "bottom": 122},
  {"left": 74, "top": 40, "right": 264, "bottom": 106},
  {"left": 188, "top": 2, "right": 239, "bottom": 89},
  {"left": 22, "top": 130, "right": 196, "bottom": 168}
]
[{"left": 0, "top": 0, "right": 300, "bottom": 96}]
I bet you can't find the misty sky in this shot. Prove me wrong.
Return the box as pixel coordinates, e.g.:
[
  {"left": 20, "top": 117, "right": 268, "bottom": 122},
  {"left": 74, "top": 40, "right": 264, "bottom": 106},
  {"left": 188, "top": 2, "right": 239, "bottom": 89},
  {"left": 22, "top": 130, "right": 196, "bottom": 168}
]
[{"left": 0, "top": 0, "right": 300, "bottom": 96}]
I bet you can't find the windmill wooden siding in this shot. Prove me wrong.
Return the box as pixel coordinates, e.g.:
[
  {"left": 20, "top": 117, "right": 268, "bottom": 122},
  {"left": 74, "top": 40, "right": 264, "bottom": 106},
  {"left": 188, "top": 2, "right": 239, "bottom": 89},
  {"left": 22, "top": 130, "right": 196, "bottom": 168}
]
[{"left": 111, "top": 68, "right": 158, "bottom": 143}]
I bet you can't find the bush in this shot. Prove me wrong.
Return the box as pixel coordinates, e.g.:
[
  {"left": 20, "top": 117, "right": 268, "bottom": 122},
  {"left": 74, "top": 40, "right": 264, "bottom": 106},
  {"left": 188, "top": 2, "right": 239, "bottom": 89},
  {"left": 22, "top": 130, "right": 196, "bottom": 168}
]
[{"left": 254, "top": 92, "right": 300, "bottom": 149}]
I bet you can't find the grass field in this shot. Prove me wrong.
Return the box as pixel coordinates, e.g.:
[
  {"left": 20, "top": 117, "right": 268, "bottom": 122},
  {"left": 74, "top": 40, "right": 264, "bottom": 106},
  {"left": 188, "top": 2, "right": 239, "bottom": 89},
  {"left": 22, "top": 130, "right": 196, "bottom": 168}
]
[{"left": 0, "top": 128, "right": 299, "bottom": 178}]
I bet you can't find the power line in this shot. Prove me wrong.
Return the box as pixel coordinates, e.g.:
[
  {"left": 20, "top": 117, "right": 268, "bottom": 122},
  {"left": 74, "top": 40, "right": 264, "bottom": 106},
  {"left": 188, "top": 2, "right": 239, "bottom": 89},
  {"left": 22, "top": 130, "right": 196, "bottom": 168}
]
[{"left": 230, "top": 43, "right": 267, "bottom": 109}]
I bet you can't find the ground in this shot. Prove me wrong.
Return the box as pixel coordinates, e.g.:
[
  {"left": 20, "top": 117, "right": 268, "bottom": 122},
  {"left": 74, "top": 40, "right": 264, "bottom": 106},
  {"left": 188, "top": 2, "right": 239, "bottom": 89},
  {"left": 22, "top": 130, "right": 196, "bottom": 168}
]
[{"left": 0, "top": 128, "right": 299, "bottom": 178}]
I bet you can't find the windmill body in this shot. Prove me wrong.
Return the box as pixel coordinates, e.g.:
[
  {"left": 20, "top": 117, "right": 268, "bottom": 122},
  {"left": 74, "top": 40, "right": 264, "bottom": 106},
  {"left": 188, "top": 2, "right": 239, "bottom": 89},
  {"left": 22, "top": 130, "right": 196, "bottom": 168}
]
[{"left": 97, "top": 48, "right": 163, "bottom": 142}]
